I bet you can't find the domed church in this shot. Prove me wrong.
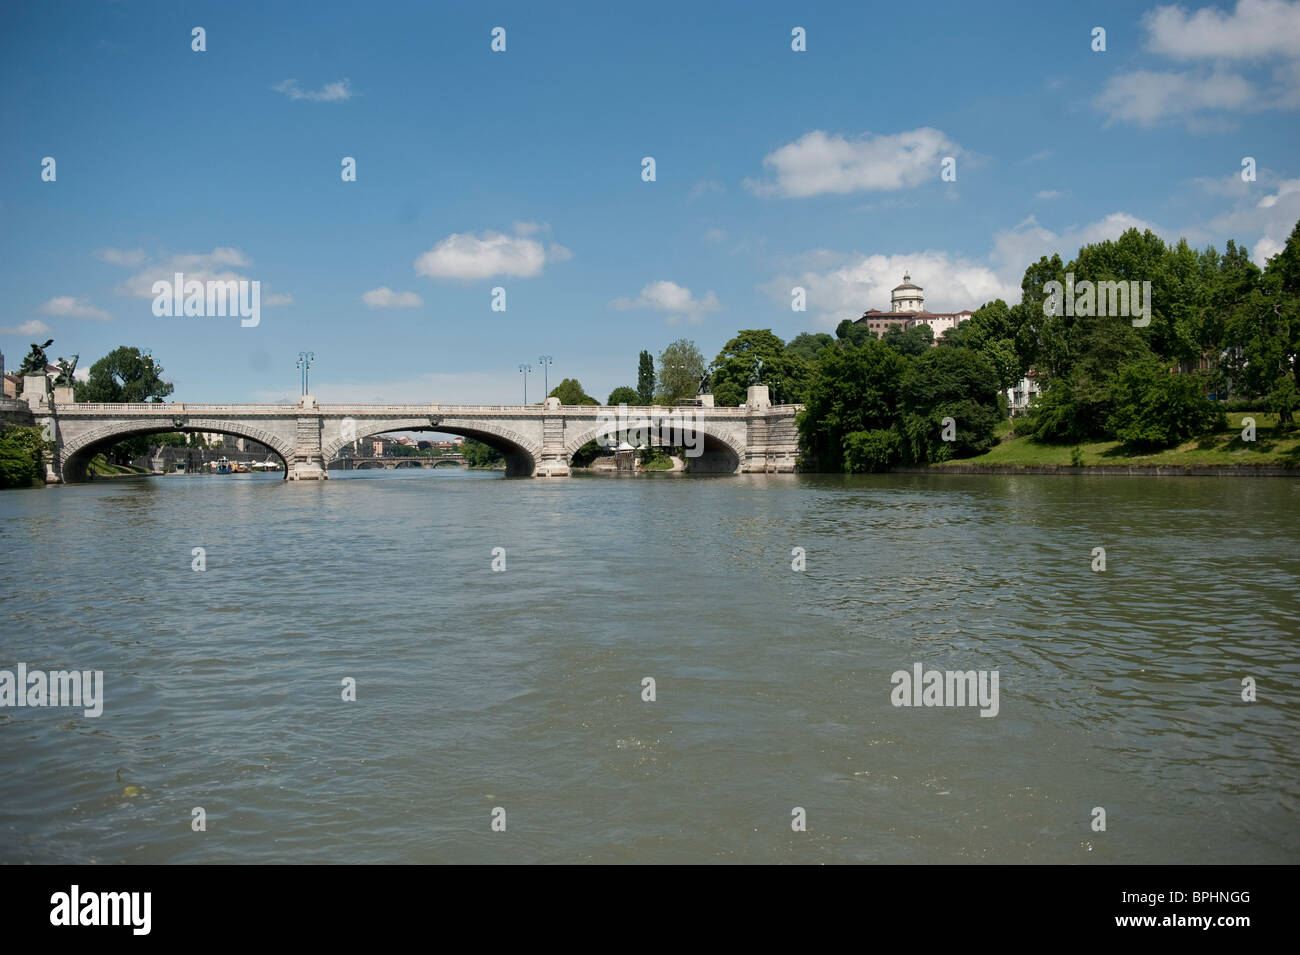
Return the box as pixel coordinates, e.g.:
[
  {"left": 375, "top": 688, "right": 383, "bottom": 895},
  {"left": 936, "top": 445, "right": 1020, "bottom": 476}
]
[{"left": 854, "top": 272, "right": 973, "bottom": 343}]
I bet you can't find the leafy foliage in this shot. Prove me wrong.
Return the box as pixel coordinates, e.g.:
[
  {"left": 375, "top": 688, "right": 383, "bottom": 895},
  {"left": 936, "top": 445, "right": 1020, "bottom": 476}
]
[
  {"left": 0, "top": 426, "right": 46, "bottom": 488},
  {"left": 548, "top": 378, "right": 599, "bottom": 405}
]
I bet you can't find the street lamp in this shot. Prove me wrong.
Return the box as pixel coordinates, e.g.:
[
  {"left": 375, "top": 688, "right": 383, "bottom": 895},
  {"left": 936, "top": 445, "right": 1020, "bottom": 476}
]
[
  {"left": 518, "top": 363, "right": 531, "bottom": 404},
  {"left": 538, "top": 355, "right": 553, "bottom": 398},
  {"left": 296, "top": 351, "right": 315, "bottom": 396}
]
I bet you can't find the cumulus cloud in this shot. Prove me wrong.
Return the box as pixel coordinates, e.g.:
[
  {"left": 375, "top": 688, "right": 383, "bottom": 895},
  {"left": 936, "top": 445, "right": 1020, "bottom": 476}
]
[
  {"left": 106, "top": 248, "right": 293, "bottom": 307},
  {"left": 1144, "top": 0, "right": 1300, "bottom": 59},
  {"left": 1096, "top": 68, "right": 1257, "bottom": 126},
  {"left": 414, "top": 225, "right": 570, "bottom": 281},
  {"left": 1254, "top": 235, "right": 1285, "bottom": 262},
  {"left": 272, "top": 79, "right": 354, "bottom": 102},
  {"left": 2, "top": 319, "right": 53, "bottom": 337},
  {"left": 1190, "top": 176, "right": 1300, "bottom": 264},
  {"left": 764, "top": 212, "right": 1165, "bottom": 327},
  {"left": 610, "top": 281, "right": 722, "bottom": 324},
  {"left": 94, "top": 247, "right": 147, "bottom": 267},
  {"left": 362, "top": 286, "right": 424, "bottom": 307},
  {"left": 37, "top": 296, "right": 112, "bottom": 320},
  {"left": 745, "top": 128, "right": 960, "bottom": 198},
  {"left": 1097, "top": 1, "right": 1300, "bottom": 126}
]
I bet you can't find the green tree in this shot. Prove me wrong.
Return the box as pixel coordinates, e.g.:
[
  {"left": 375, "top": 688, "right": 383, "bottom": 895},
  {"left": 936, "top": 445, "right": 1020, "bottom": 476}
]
[
  {"left": 74, "top": 346, "right": 174, "bottom": 403},
  {"left": 637, "top": 350, "right": 655, "bottom": 405},
  {"left": 461, "top": 438, "right": 503, "bottom": 467},
  {"left": 835, "top": 317, "right": 875, "bottom": 346},
  {"left": 655, "top": 339, "right": 707, "bottom": 403},
  {"left": 941, "top": 299, "right": 1025, "bottom": 390},
  {"left": 710, "top": 329, "right": 809, "bottom": 406},
  {"left": 842, "top": 428, "right": 901, "bottom": 473},
  {"left": 607, "top": 386, "right": 639, "bottom": 406},
  {"left": 881, "top": 323, "right": 934, "bottom": 355},
  {"left": 898, "top": 347, "right": 1003, "bottom": 462},
  {"left": 0, "top": 425, "right": 46, "bottom": 488},
  {"left": 797, "top": 339, "right": 905, "bottom": 471},
  {"left": 1107, "top": 360, "right": 1224, "bottom": 448},
  {"left": 548, "top": 378, "right": 599, "bottom": 405},
  {"left": 786, "top": 332, "right": 835, "bottom": 361}
]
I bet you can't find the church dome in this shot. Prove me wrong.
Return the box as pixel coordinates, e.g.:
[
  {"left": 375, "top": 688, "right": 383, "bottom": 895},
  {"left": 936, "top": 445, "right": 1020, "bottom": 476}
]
[{"left": 890, "top": 272, "right": 924, "bottom": 312}]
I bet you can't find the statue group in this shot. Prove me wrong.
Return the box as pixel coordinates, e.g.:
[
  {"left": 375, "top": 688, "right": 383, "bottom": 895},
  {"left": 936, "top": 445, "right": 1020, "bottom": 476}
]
[{"left": 16, "top": 339, "right": 77, "bottom": 389}]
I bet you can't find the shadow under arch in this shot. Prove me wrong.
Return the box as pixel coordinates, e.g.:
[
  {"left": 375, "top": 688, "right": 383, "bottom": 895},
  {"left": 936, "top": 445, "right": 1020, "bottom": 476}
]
[
  {"left": 562, "top": 415, "right": 744, "bottom": 474},
  {"left": 322, "top": 421, "right": 538, "bottom": 477},
  {"left": 59, "top": 420, "right": 293, "bottom": 483}
]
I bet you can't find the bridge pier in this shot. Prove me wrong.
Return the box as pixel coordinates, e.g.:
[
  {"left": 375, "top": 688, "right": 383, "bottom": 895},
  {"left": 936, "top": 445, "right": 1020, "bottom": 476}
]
[{"left": 288, "top": 397, "right": 328, "bottom": 480}]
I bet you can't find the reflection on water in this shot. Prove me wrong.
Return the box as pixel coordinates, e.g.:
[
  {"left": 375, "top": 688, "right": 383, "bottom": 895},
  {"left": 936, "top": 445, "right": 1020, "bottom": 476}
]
[{"left": 1, "top": 469, "right": 1297, "bottom": 863}]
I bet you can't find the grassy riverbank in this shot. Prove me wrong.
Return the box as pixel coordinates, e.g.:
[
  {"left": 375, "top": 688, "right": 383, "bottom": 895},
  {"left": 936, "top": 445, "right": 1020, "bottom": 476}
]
[
  {"left": 931, "top": 413, "right": 1299, "bottom": 471},
  {"left": 87, "top": 455, "right": 153, "bottom": 478}
]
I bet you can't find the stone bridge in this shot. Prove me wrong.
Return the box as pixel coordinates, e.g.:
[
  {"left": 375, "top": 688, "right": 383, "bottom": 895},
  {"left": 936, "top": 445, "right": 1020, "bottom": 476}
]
[{"left": 16, "top": 382, "right": 800, "bottom": 482}]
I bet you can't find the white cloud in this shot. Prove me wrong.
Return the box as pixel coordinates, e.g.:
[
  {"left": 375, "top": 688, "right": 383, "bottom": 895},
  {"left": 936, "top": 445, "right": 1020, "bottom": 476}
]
[
  {"left": 1098, "top": 2, "right": 1300, "bottom": 126},
  {"left": 263, "top": 293, "right": 295, "bottom": 306},
  {"left": 272, "top": 79, "right": 354, "bottom": 102},
  {"left": 1256, "top": 177, "right": 1300, "bottom": 207},
  {"left": 765, "top": 254, "right": 1016, "bottom": 329},
  {"left": 94, "top": 247, "right": 147, "bottom": 267},
  {"left": 37, "top": 296, "right": 112, "bottom": 320},
  {"left": 117, "top": 248, "right": 258, "bottom": 298},
  {"left": 362, "top": 286, "right": 424, "bottom": 307},
  {"left": 1189, "top": 176, "right": 1300, "bottom": 264},
  {"left": 745, "top": 128, "right": 960, "bottom": 198},
  {"left": 1095, "top": 68, "right": 1256, "bottom": 126},
  {"left": 2, "top": 319, "right": 53, "bottom": 337},
  {"left": 703, "top": 228, "right": 727, "bottom": 244},
  {"left": 610, "top": 280, "right": 722, "bottom": 324},
  {"left": 1035, "top": 190, "right": 1063, "bottom": 200},
  {"left": 1144, "top": 0, "right": 1300, "bottom": 60},
  {"left": 990, "top": 213, "right": 1161, "bottom": 280},
  {"left": 689, "top": 180, "right": 725, "bottom": 199},
  {"left": 1254, "top": 235, "right": 1285, "bottom": 262},
  {"left": 414, "top": 225, "right": 569, "bottom": 281},
  {"left": 764, "top": 212, "right": 1164, "bottom": 327}
]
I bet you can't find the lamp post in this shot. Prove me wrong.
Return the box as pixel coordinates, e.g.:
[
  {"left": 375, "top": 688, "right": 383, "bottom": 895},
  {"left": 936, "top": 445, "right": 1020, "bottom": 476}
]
[
  {"left": 518, "top": 363, "right": 531, "bottom": 404},
  {"left": 538, "top": 355, "right": 552, "bottom": 398},
  {"left": 296, "top": 351, "right": 315, "bottom": 396}
]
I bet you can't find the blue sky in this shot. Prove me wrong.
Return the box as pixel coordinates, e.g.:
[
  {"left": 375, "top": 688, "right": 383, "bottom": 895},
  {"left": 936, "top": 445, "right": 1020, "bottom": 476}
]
[{"left": 2, "top": 0, "right": 1298, "bottom": 403}]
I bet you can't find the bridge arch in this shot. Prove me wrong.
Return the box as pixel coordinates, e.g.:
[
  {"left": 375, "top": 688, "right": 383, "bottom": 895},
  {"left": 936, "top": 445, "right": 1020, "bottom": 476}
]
[
  {"left": 561, "top": 414, "right": 745, "bottom": 473},
  {"left": 321, "top": 417, "right": 542, "bottom": 478},
  {"left": 59, "top": 418, "right": 295, "bottom": 483}
]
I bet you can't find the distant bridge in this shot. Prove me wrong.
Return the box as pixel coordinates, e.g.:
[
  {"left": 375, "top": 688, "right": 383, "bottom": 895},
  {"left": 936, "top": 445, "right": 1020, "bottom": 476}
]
[
  {"left": 13, "top": 386, "right": 800, "bottom": 483},
  {"left": 330, "top": 455, "right": 466, "bottom": 470}
]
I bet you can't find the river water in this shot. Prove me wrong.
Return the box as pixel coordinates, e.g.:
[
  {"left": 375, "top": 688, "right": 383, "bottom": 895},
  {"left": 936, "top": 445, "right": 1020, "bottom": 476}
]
[{"left": 1, "top": 469, "right": 1297, "bottom": 863}]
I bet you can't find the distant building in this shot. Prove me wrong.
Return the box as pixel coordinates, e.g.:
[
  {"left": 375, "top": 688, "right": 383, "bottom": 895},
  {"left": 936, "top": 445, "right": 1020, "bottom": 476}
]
[
  {"left": 853, "top": 273, "right": 973, "bottom": 344},
  {"left": 1006, "top": 372, "right": 1043, "bottom": 416}
]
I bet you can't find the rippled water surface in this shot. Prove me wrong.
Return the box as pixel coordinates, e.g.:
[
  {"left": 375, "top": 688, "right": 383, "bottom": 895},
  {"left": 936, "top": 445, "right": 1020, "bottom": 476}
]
[{"left": 1, "top": 469, "right": 1297, "bottom": 863}]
